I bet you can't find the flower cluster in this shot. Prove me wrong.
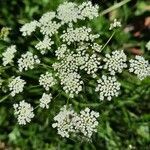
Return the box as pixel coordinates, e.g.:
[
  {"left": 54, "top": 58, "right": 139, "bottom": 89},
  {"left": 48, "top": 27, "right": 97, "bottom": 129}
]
[
  {"left": 103, "top": 50, "right": 127, "bottom": 75},
  {"left": 61, "top": 26, "right": 99, "bottom": 45},
  {"left": 20, "top": 20, "right": 39, "bottom": 36},
  {"left": 39, "top": 72, "right": 57, "bottom": 91},
  {"left": 8, "top": 76, "right": 26, "bottom": 97},
  {"left": 129, "top": 56, "right": 150, "bottom": 80},
  {"left": 39, "top": 93, "right": 52, "bottom": 109},
  {"left": 1, "top": 1, "right": 149, "bottom": 141},
  {"left": 95, "top": 75, "right": 121, "bottom": 101},
  {"left": 35, "top": 36, "right": 54, "bottom": 54},
  {"left": 109, "top": 19, "right": 121, "bottom": 30},
  {"left": 18, "top": 51, "right": 40, "bottom": 72},
  {"left": 60, "top": 72, "right": 83, "bottom": 98},
  {"left": 2, "top": 45, "right": 17, "bottom": 66},
  {"left": 13, "top": 100, "right": 34, "bottom": 125},
  {"left": 52, "top": 105, "right": 99, "bottom": 139},
  {"left": 57, "top": 2, "right": 99, "bottom": 26}
]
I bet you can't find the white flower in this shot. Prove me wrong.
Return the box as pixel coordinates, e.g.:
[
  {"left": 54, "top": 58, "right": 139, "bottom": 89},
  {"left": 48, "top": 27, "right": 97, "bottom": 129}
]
[
  {"left": 73, "top": 108, "right": 99, "bottom": 138},
  {"left": 52, "top": 105, "right": 77, "bottom": 138},
  {"left": 2, "top": 45, "right": 17, "bottom": 66},
  {"left": 55, "top": 44, "right": 70, "bottom": 60},
  {"left": 35, "top": 36, "right": 54, "bottom": 54},
  {"left": 109, "top": 19, "right": 121, "bottom": 30},
  {"left": 39, "top": 93, "right": 52, "bottom": 109},
  {"left": 39, "top": 11, "right": 56, "bottom": 24},
  {"left": 91, "top": 43, "right": 102, "bottom": 52},
  {"left": 8, "top": 76, "right": 26, "bottom": 97},
  {"left": 39, "top": 72, "right": 56, "bottom": 91},
  {"left": 146, "top": 41, "right": 150, "bottom": 51},
  {"left": 13, "top": 100, "right": 34, "bottom": 125},
  {"left": 60, "top": 72, "right": 83, "bottom": 98},
  {"left": 52, "top": 106, "right": 99, "bottom": 139},
  {"left": 95, "top": 75, "right": 121, "bottom": 101},
  {"left": 80, "top": 54, "right": 101, "bottom": 78},
  {"left": 103, "top": 50, "right": 127, "bottom": 75},
  {"left": 39, "top": 20, "right": 61, "bottom": 36},
  {"left": 79, "top": 1, "right": 99, "bottom": 20},
  {"left": 129, "top": 56, "right": 150, "bottom": 80},
  {"left": 18, "top": 51, "right": 40, "bottom": 72},
  {"left": 20, "top": 20, "right": 39, "bottom": 36},
  {"left": 56, "top": 2, "right": 81, "bottom": 26},
  {"left": 53, "top": 51, "right": 79, "bottom": 74},
  {"left": 61, "top": 26, "right": 99, "bottom": 45}
]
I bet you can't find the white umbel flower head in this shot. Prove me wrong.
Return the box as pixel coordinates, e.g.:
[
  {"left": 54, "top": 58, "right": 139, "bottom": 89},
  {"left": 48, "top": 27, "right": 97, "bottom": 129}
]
[
  {"left": 80, "top": 54, "right": 101, "bottom": 78},
  {"left": 73, "top": 108, "right": 99, "bottom": 138},
  {"left": 129, "top": 56, "right": 150, "bottom": 80},
  {"left": 56, "top": 2, "right": 80, "bottom": 26},
  {"left": 18, "top": 51, "right": 40, "bottom": 72},
  {"left": 79, "top": 1, "right": 99, "bottom": 20},
  {"left": 39, "top": 93, "right": 52, "bottom": 109},
  {"left": 61, "top": 26, "right": 99, "bottom": 45},
  {"left": 8, "top": 76, "right": 26, "bottom": 97},
  {"left": 55, "top": 44, "right": 70, "bottom": 60},
  {"left": 35, "top": 36, "right": 54, "bottom": 54},
  {"left": 95, "top": 75, "right": 121, "bottom": 101},
  {"left": 13, "top": 100, "right": 34, "bottom": 125},
  {"left": 146, "top": 41, "right": 150, "bottom": 51},
  {"left": 20, "top": 20, "right": 39, "bottom": 36},
  {"left": 2, "top": 45, "right": 17, "bottom": 66},
  {"left": 109, "top": 19, "right": 121, "bottom": 30},
  {"left": 52, "top": 105, "right": 77, "bottom": 138},
  {"left": 60, "top": 72, "right": 83, "bottom": 98},
  {"left": 39, "top": 72, "right": 56, "bottom": 91},
  {"left": 103, "top": 50, "right": 127, "bottom": 75},
  {"left": 39, "top": 11, "right": 56, "bottom": 24}
]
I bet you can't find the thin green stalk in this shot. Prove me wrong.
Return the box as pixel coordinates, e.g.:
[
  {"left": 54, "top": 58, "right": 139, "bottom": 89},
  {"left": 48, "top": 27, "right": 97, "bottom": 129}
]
[
  {"left": 0, "top": 94, "right": 10, "bottom": 103},
  {"left": 100, "top": 0, "right": 131, "bottom": 16},
  {"left": 101, "top": 31, "right": 115, "bottom": 51}
]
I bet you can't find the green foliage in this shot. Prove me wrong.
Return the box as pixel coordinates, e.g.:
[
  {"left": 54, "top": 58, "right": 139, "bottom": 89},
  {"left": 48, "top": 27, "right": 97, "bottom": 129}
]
[{"left": 0, "top": 0, "right": 150, "bottom": 149}]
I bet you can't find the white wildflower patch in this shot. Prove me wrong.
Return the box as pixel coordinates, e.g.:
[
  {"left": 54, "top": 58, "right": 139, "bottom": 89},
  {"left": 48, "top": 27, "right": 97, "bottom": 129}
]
[
  {"left": 2, "top": 45, "right": 17, "bottom": 66},
  {"left": 39, "top": 93, "right": 52, "bottom": 109},
  {"left": 8, "top": 76, "right": 26, "bottom": 97},
  {"left": 18, "top": 51, "right": 40, "bottom": 72},
  {"left": 35, "top": 36, "right": 54, "bottom": 54},
  {"left": 39, "top": 11, "right": 56, "bottom": 24},
  {"left": 13, "top": 100, "right": 34, "bottom": 125},
  {"left": 52, "top": 105, "right": 99, "bottom": 139},
  {"left": 95, "top": 75, "right": 121, "bottom": 101},
  {"left": 60, "top": 72, "right": 83, "bottom": 98},
  {"left": 55, "top": 44, "right": 70, "bottom": 60},
  {"left": 56, "top": 2, "right": 81, "bottom": 26},
  {"left": 80, "top": 54, "right": 101, "bottom": 78},
  {"left": 60, "top": 26, "right": 99, "bottom": 45},
  {"left": 103, "top": 50, "right": 127, "bottom": 75},
  {"left": 79, "top": 1, "right": 99, "bottom": 20},
  {"left": 20, "top": 20, "right": 39, "bottom": 36},
  {"left": 129, "top": 56, "right": 150, "bottom": 80},
  {"left": 39, "top": 72, "right": 57, "bottom": 91},
  {"left": 52, "top": 105, "right": 77, "bottom": 138},
  {"left": 73, "top": 107, "right": 99, "bottom": 138},
  {"left": 109, "top": 19, "right": 121, "bottom": 30}
]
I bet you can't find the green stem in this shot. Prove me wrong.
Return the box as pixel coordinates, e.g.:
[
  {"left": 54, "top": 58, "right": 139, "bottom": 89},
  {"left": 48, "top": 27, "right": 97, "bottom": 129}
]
[
  {"left": 0, "top": 94, "right": 10, "bottom": 103},
  {"left": 100, "top": 0, "right": 131, "bottom": 16},
  {"left": 101, "top": 31, "right": 115, "bottom": 51}
]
